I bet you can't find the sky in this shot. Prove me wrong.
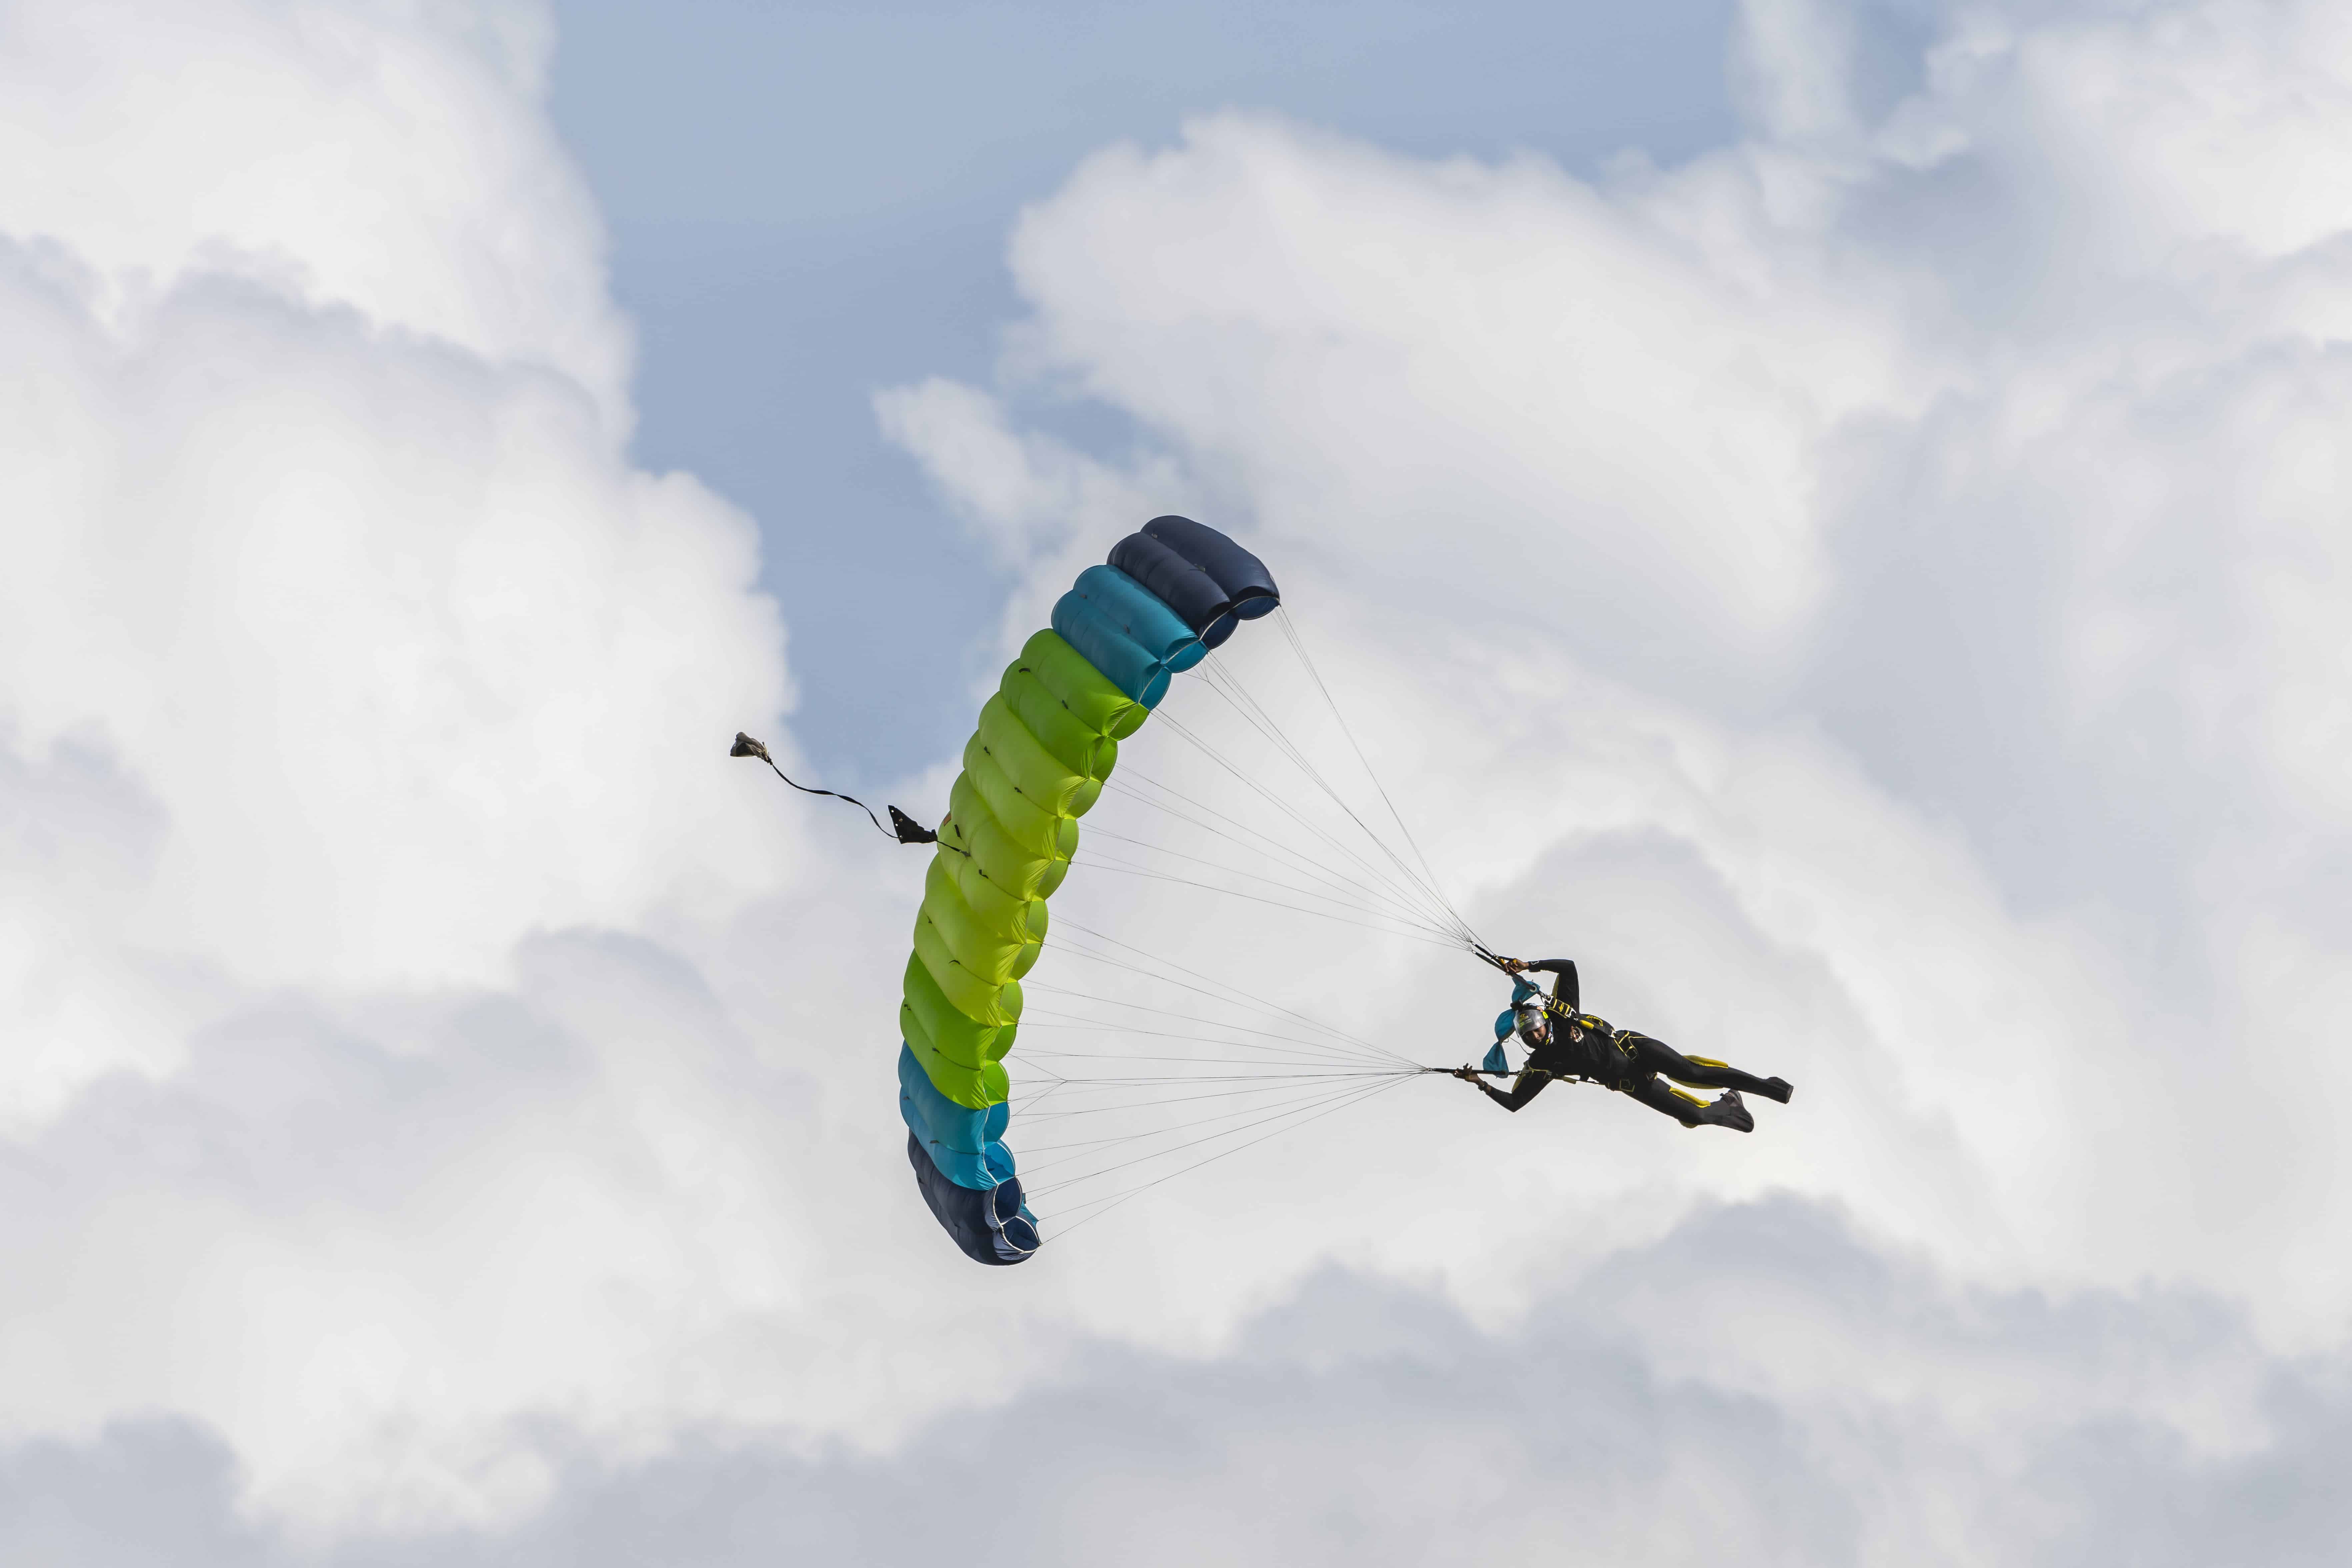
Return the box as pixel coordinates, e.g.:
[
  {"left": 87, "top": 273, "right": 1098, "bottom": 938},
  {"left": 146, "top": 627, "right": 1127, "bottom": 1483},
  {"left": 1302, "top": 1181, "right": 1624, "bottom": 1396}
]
[
  {"left": 5, "top": 0, "right": 2352, "bottom": 1563},
  {"left": 546, "top": 0, "right": 1743, "bottom": 780}
]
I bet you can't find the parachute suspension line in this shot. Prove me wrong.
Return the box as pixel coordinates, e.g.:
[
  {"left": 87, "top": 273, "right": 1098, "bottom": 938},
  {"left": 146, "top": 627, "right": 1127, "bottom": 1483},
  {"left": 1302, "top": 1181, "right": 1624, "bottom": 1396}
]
[
  {"left": 1015, "top": 1066, "right": 1414, "bottom": 1144},
  {"left": 990, "top": 612, "right": 1487, "bottom": 1238},
  {"left": 1271, "top": 608, "right": 1479, "bottom": 947},
  {"left": 1017, "top": 996, "right": 1402, "bottom": 1068},
  {"left": 1003, "top": 1070, "right": 1407, "bottom": 1126},
  {"left": 897, "top": 517, "right": 1502, "bottom": 1264},
  {"left": 1015, "top": 1054, "right": 1418, "bottom": 1088},
  {"left": 1177, "top": 643, "right": 1482, "bottom": 952},
  {"left": 1187, "top": 655, "right": 1475, "bottom": 948},
  {"left": 1034, "top": 943, "right": 1411, "bottom": 1073},
  {"left": 1003, "top": 1077, "right": 1410, "bottom": 1139},
  {"left": 1185, "top": 640, "right": 1447, "bottom": 890},
  {"left": 1155, "top": 697, "right": 1462, "bottom": 939},
  {"left": 1041, "top": 1072, "right": 1423, "bottom": 1236},
  {"left": 1148, "top": 707, "right": 1469, "bottom": 945},
  {"left": 1013, "top": 1041, "right": 1398, "bottom": 1086},
  {"left": 1051, "top": 928, "right": 1423, "bottom": 1073},
  {"left": 1098, "top": 773, "right": 1449, "bottom": 937},
  {"left": 1033, "top": 939, "right": 1382, "bottom": 1051},
  {"left": 1023, "top": 1018, "right": 1391, "bottom": 1085},
  {"left": 1127, "top": 718, "right": 1441, "bottom": 932},
  {"left": 1053, "top": 915, "right": 1422, "bottom": 1069},
  {"left": 1021, "top": 984, "right": 1414, "bottom": 1064},
  {"left": 1003, "top": 928, "right": 1432, "bottom": 1199},
  {"left": 1007, "top": 1070, "right": 1409, "bottom": 1123},
  {"left": 1078, "top": 820, "right": 1461, "bottom": 940},
  {"left": 1022, "top": 993, "right": 1386, "bottom": 1055},
  {"left": 1023, "top": 979, "right": 1370, "bottom": 1040},
  {"left": 1024, "top": 1072, "right": 1410, "bottom": 1192},
  {"left": 1024, "top": 973, "right": 1399, "bottom": 1081},
  {"left": 1078, "top": 845, "right": 1461, "bottom": 947},
  {"left": 1069, "top": 847, "right": 1465, "bottom": 949},
  {"left": 1120, "top": 742, "right": 1469, "bottom": 949},
  {"left": 1011, "top": 1053, "right": 1392, "bottom": 1081},
  {"left": 1015, "top": 1071, "right": 1417, "bottom": 1177}
]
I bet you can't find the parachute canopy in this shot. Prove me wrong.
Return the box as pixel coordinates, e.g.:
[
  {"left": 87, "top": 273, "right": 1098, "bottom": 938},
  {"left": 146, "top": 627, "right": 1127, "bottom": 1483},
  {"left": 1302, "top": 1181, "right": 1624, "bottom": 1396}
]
[{"left": 899, "top": 516, "right": 1282, "bottom": 1264}]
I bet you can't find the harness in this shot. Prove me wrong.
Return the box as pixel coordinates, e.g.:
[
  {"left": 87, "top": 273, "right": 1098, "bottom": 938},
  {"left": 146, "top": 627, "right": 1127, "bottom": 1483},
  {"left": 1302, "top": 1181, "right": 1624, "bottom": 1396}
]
[
  {"left": 1504, "top": 970, "right": 1726, "bottom": 1111},
  {"left": 1522, "top": 999, "right": 1636, "bottom": 1086}
]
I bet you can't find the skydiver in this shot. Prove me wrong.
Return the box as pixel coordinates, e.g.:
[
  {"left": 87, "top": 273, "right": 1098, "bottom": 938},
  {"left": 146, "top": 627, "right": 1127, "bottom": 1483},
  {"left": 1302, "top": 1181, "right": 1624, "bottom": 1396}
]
[{"left": 1454, "top": 958, "right": 1792, "bottom": 1132}]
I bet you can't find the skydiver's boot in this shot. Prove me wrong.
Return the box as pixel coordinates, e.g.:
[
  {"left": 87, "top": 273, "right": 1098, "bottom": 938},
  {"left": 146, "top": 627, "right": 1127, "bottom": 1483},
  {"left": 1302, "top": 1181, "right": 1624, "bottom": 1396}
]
[
  {"left": 1701, "top": 1090, "right": 1754, "bottom": 1133},
  {"left": 1757, "top": 1077, "right": 1793, "bottom": 1104}
]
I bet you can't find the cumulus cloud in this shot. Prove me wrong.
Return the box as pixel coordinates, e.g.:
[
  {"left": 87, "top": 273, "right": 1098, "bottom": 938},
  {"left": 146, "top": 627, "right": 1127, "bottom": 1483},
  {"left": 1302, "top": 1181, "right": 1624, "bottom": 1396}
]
[
  {"left": 6, "top": 1200, "right": 2346, "bottom": 1566},
  {"left": 887, "top": 0, "right": 2352, "bottom": 1331},
  {"left": 0, "top": 0, "right": 849, "bottom": 1528},
  {"left": 9, "top": 0, "right": 2352, "bottom": 1559},
  {"left": 0, "top": 0, "right": 631, "bottom": 425},
  {"left": 0, "top": 12, "right": 794, "bottom": 1097},
  {"left": 994, "top": 113, "right": 1925, "bottom": 679},
  {"left": 872, "top": 376, "right": 1180, "bottom": 569}
]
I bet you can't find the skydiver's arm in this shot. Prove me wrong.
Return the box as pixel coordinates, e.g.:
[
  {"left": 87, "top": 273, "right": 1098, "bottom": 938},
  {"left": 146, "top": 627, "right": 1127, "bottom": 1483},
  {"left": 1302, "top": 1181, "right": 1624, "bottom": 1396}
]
[
  {"left": 1523, "top": 959, "right": 1578, "bottom": 1013},
  {"left": 1476, "top": 1068, "right": 1555, "bottom": 1112}
]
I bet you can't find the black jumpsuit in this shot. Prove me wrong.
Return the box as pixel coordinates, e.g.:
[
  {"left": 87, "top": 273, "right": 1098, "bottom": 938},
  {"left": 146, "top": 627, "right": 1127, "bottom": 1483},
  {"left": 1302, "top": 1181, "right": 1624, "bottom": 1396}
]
[{"left": 1476, "top": 960, "right": 1787, "bottom": 1128}]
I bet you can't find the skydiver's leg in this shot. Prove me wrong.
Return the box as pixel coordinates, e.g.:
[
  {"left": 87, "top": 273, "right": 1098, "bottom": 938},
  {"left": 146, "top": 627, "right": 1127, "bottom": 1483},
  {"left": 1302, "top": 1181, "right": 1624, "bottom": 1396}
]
[
  {"left": 1618, "top": 1073, "right": 1752, "bottom": 1131},
  {"left": 1617, "top": 1073, "right": 1703, "bottom": 1126},
  {"left": 1477, "top": 1068, "right": 1557, "bottom": 1112},
  {"left": 1618, "top": 1033, "right": 1791, "bottom": 1103}
]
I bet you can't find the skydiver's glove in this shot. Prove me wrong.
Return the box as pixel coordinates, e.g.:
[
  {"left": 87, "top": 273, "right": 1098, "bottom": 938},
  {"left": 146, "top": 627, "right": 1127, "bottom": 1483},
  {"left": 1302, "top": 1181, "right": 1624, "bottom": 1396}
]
[{"left": 1451, "top": 1065, "right": 1483, "bottom": 1084}]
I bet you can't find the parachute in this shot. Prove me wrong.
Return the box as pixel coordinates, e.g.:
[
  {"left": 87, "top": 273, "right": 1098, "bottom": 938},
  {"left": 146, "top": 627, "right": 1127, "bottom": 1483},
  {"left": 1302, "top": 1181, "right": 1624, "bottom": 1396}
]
[
  {"left": 897, "top": 516, "right": 1284, "bottom": 1264},
  {"left": 740, "top": 517, "right": 1771, "bottom": 1262},
  {"left": 719, "top": 513, "right": 1501, "bottom": 1263}
]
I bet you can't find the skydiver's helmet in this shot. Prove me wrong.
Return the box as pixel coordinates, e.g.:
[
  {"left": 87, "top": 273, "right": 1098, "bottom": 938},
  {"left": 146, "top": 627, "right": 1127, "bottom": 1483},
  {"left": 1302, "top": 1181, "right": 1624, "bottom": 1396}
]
[{"left": 1512, "top": 1004, "right": 1549, "bottom": 1047}]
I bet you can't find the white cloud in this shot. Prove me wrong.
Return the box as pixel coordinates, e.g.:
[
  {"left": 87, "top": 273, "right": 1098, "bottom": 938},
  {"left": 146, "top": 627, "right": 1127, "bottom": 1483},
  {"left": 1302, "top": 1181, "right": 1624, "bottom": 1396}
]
[
  {"left": 0, "top": 0, "right": 796, "bottom": 1090},
  {"left": 993, "top": 113, "right": 1925, "bottom": 674},
  {"left": 0, "top": 0, "right": 834, "bottom": 1524},
  {"left": 9, "top": 0, "right": 2352, "bottom": 1556},
  {"left": 873, "top": 376, "right": 1179, "bottom": 568},
  {"left": 882, "top": 0, "right": 2352, "bottom": 1354},
  {"left": 3, "top": 1199, "right": 2339, "bottom": 1566},
  {"left": 0, "top": 0, "right": 629, "bottom": 427}
]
